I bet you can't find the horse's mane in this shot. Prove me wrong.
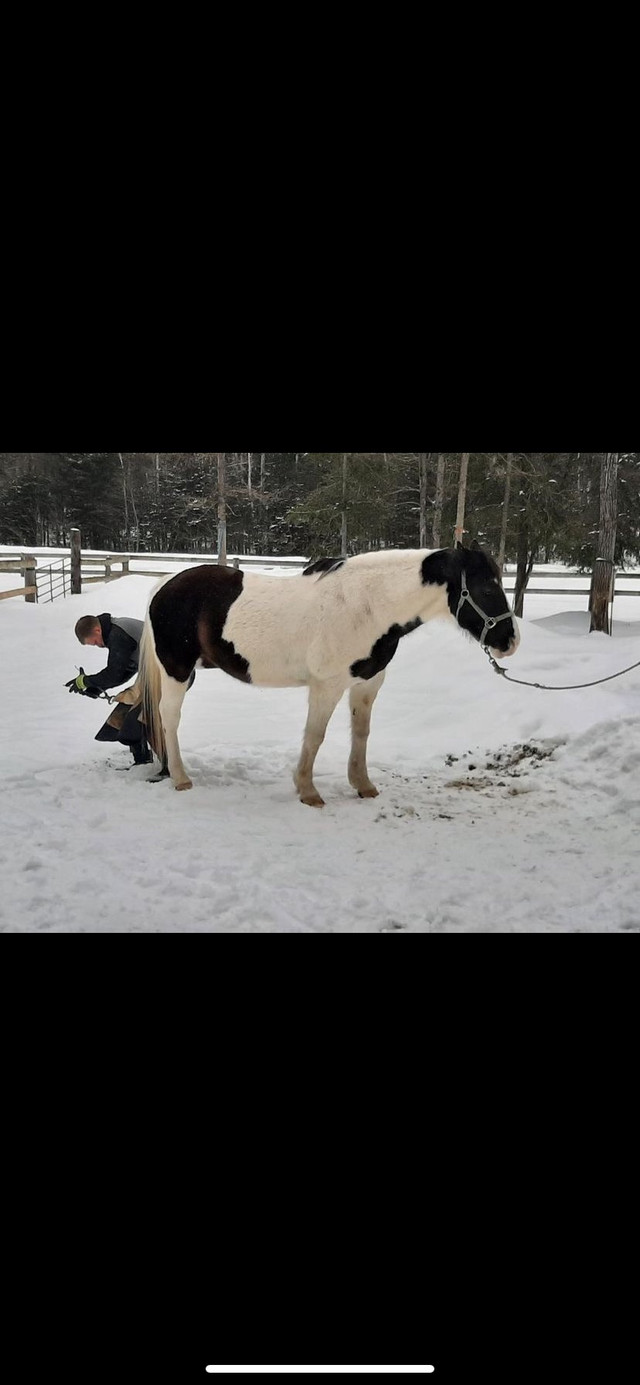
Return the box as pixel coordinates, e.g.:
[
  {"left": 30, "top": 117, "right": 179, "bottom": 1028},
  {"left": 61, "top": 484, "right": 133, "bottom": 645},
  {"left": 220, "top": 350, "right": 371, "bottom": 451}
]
[{"left": 302, "top": 557, "right": 346, "bottom": 578}]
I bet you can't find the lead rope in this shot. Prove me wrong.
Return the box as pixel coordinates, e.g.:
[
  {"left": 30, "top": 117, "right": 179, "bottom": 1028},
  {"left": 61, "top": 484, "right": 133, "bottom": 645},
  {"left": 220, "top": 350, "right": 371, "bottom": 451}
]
[
  {"left": 483, "top": 646, "right": 640, "bottom": 691},
  {"left": 455, "top": 574, "right": 640, "bottom": 691}
]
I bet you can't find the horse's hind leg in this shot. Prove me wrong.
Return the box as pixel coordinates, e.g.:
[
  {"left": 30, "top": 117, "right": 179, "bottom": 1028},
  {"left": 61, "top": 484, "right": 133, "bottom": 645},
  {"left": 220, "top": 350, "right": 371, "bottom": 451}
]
[
  {"left": 159, "top": 670, "right": 193, "bottom": 791},
  {"left": 113, "top": 683, "right": 142, "bottom": 707},
  {"left": 348, "top": 671, "right": 386, "bottom": 799},
  {"left": 294, "top": 677, "right": 345, "bottom": 807}
]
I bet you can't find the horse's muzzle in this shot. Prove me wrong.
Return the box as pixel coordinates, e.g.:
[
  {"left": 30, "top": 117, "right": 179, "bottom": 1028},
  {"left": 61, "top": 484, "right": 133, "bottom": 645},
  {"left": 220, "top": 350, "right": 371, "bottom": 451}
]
[{"left": 490, "top": 628, "right": 520, "bottom": 660}]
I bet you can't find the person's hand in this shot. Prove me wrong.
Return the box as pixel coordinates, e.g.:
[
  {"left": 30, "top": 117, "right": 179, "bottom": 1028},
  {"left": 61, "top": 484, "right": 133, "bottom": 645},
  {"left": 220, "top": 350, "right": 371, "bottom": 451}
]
[{"left": 65, "top": 671, "right": 89, "bottom": 694}]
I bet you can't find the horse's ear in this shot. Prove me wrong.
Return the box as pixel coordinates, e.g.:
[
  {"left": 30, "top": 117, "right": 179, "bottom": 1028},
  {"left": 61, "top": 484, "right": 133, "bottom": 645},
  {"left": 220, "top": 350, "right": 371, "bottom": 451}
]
[
  {"left": 456, "top": 540, "right": 466, "bottom": 552},
  {"left": 470, "top": 538, "right": 481, "bottom": 552}
]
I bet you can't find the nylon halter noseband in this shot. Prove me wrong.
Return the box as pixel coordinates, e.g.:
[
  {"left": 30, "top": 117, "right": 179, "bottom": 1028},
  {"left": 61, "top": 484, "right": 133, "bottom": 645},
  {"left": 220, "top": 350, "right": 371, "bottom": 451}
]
[{"left": 456, "top": 569, "right": 515, "bottom": 648}]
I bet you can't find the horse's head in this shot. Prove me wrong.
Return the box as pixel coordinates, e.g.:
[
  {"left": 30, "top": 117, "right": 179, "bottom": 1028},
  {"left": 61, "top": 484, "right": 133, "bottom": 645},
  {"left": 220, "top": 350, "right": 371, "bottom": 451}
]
[{"left": 422, "top": 542, "right": 520, "bottom": 659}]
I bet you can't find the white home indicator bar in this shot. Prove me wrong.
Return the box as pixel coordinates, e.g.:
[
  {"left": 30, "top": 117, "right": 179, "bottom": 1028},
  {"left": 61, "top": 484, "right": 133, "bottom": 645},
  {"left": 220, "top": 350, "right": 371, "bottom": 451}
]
[{"left": 205, "top": 1370, "right": 435, "bottom": 1376}]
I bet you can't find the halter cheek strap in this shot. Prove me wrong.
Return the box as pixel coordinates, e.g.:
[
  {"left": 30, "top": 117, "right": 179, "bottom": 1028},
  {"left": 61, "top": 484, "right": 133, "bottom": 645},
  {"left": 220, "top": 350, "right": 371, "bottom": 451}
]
[{"left": 456, "top": 569, "right": 515, "bottom": 647}]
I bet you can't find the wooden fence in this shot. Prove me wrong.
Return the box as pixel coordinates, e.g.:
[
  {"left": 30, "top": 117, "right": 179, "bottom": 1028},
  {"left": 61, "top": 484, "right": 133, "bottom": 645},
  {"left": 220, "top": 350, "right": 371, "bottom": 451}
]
[
  {"left": 4, "top": 544, "right": 640, "bottom": 606},
  {"left": 0, "top": 556, "right": 37, "bottom": 602},
  {"left": 81, "top": 554, "right": 133, "bottom": 582},
  {"left": 0, "top": 547, "right": 285, "bottom": 602}
]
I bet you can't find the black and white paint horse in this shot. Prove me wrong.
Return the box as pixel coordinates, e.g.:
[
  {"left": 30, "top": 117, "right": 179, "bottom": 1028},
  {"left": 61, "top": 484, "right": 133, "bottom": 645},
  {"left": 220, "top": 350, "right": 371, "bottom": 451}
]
[{"left": 131, "top": 543, "right": 519, "bottom": 806}]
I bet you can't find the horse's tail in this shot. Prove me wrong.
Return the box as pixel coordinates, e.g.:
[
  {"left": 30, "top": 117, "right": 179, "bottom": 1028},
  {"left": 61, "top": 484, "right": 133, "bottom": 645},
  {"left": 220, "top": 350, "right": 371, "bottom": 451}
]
[{"left": 138, "top": 610, "right": 166, "bottom": 765}]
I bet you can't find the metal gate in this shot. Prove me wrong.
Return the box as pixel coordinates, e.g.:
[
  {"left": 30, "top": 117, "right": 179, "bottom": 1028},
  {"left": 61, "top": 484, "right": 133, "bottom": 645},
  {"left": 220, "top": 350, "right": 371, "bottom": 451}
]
[{"left": 36, "top": 559, "right": 72, "bottom": 604}]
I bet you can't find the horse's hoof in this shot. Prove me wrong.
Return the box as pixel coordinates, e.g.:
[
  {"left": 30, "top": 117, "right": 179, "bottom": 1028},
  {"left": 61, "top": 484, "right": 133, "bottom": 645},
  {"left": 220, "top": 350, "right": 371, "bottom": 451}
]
[
  {"left": 358, "top": 786, "right": 380, "bottom": 799},
  {"left": 175, "top": 779, "right": 193, "bottom": 792},
  {"left": 301, "top": 793, "right": 325, "bottom": 808}
]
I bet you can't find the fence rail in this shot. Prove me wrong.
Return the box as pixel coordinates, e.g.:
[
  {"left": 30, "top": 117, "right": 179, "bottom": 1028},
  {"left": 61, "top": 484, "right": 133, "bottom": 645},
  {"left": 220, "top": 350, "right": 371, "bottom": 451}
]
[
  {"left": 0, "top": 556, "right": 37, "bottom": 602},
  {"left": 0, "top": 548, "right": 307, "bottom": 602}
]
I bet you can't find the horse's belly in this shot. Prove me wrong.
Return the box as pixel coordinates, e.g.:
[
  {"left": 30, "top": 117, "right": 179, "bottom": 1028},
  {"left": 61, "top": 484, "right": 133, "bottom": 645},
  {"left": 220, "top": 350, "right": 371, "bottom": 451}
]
[
  {"left": 222, "top": 600, "right": 311, "bottom": 687},
  {"left": 244, "top": 649, "right": 309, "bottom": 687},
  {"left": 223, "top": 629, "right": 309, "bottom": 686}
]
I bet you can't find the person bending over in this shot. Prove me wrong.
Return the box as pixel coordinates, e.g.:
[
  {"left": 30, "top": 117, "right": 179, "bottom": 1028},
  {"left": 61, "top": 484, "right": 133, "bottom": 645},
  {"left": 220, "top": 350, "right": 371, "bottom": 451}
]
[{"left": 66, "top": 613, "right": 153, "bottom": 767}]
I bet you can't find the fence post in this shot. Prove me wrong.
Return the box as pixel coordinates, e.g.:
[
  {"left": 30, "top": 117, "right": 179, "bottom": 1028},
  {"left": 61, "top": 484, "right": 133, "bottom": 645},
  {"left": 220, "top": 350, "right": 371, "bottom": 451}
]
[
  {"left": 24, "top": 555, "right": 37, "bottom": 603},
  {"left": 70, "top": 529, "right": 82, "bottom": 594}
]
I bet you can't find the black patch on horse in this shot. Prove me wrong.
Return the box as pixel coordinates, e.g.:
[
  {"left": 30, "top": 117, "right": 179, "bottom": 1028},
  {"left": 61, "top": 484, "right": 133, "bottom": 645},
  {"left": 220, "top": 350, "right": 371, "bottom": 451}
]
[
  {"left": 302, "top": 557, "right": 346, "bottom": 578},
  {"left": 350, "top": 619, "right": 423, "bottom": 680},
  {"left": 150, "top": 565, "right": 251, "bottom": 684}
]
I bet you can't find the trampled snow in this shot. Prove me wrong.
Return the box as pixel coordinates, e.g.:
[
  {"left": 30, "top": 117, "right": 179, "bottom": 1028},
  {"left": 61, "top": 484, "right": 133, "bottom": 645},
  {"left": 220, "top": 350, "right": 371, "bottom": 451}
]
[{"left": 1, "top": 560, "right": 640, "bottom": 932}]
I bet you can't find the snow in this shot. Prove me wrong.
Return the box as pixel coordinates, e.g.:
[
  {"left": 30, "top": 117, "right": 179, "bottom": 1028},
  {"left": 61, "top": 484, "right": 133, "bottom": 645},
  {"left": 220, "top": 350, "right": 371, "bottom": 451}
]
[{"left": 2, "top": 558, "right": 640, "bottom": 932}]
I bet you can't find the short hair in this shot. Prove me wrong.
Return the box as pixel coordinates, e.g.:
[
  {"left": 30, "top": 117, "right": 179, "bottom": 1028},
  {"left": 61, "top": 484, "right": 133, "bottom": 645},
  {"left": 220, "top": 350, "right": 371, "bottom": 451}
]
[{"left": 75, "top": 616, "right": 100, "bottom": 643}]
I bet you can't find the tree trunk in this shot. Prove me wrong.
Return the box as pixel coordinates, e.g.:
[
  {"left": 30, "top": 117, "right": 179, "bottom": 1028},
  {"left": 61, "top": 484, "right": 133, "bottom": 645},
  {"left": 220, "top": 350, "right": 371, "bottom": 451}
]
[
  {"left": 418, "top": 453, "right": 429, "bottom": 548},
  {"left": 119, "top": 452, "right": 129, "bottom": 543},
  {"left": 514, "top": 515, "right": 534, "bottom": 618},
  {"left": 590, "top": 453, "right": 619, "bottom": 635},
  {"left": 433, "top": 454, "right": 445, "bottom": 548},
  {"left": 247, "top": 451, "right": 254, "bottom": 539},
  {"left": 128, "top": 460, "right": 139, "bottom": 551},
  {"left": 341, "top": 453, "right": 348, "bottom": 556},
  {"left": 217, "top": 453, "right": 227, "bottom": 565},
  {"left": 454, "top": 453, "right": 470, "bottom": 544},
  {"left": 497, "top": 453, "right": 513, "bottom": 576}
]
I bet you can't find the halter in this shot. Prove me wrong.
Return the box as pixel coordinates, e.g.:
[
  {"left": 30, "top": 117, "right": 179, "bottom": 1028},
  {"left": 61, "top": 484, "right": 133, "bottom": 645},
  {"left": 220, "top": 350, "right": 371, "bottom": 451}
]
[{"left": 456, "top": 569, "right": 515, "bottom": 648}]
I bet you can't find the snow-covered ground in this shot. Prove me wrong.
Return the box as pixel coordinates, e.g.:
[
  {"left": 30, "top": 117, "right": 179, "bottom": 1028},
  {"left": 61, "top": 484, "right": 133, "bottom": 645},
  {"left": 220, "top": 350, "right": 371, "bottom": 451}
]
[{"left": 2, "top": 558, "right": 640, "bottom": 932}]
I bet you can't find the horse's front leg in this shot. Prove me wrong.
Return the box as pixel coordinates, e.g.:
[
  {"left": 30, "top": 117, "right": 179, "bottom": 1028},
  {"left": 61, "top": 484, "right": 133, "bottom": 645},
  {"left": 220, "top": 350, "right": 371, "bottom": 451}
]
[
  {"left": 294, "top": 678, "right": 346, "bottom": 807},
  {"left": 348, "top": 670, "right": 386, "bottom": 798},
  {"left": 159, "top": 671, "right": 193, "bottom": 791}
]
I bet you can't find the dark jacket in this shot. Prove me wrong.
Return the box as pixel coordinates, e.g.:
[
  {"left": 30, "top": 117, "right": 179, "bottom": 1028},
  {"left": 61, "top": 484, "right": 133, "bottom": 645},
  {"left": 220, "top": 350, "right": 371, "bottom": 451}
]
[{"left": 84, "top": 614, "right": 144, "bottom": 693}]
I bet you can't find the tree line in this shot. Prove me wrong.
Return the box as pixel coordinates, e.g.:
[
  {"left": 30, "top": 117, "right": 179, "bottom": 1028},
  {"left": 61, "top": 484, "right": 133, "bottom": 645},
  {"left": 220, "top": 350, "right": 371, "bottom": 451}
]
[{"left": 1, "top": 453, "right": 637, "bottom": 599}]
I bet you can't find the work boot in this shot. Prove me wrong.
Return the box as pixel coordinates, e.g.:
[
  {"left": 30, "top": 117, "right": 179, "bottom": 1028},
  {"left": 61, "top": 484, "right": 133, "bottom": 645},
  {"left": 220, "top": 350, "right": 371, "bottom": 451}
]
[{"left": 130, "top": 742, "right": 154, "bottom": 766}]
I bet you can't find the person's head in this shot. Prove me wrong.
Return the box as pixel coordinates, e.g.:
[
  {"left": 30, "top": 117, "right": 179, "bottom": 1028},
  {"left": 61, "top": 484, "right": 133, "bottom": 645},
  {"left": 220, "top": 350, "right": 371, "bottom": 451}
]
[{"left": 75, "top": 615, "right": 105, "bottom": 648}]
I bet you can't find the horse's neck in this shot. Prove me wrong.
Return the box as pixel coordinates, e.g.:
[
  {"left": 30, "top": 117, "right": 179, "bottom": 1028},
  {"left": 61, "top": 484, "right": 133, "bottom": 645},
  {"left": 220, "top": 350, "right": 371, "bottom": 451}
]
[
  {"left": 374, "top": 556, "right": 448, "bottom": 634},
  {"left": 418, "top": 581, "right": 451, "bottom": 625},
  {"left": 349, "top": 552, "right": 450, "bottom": 629}
]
